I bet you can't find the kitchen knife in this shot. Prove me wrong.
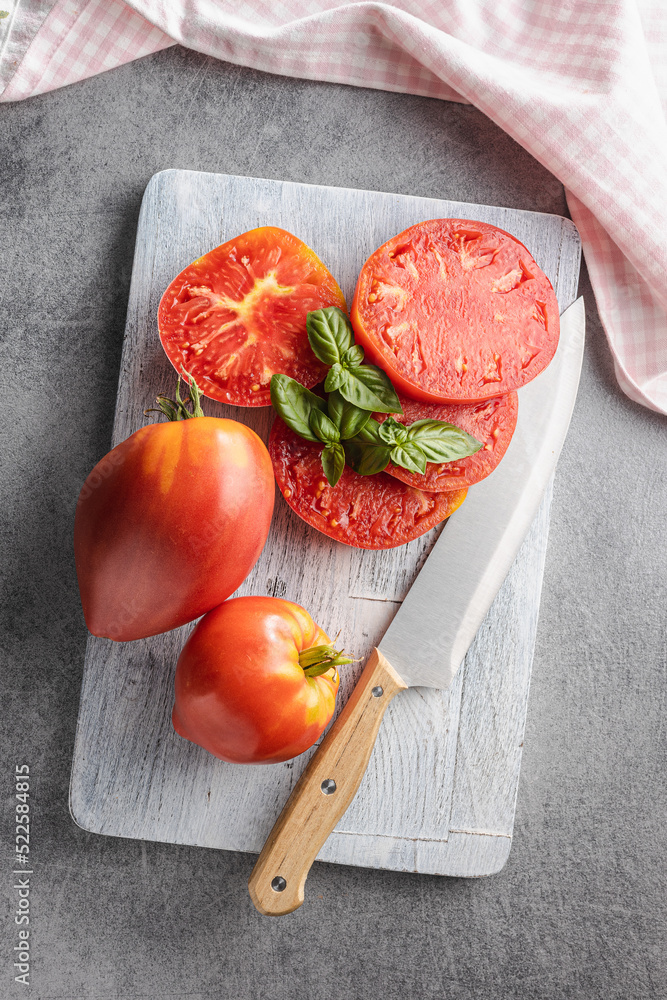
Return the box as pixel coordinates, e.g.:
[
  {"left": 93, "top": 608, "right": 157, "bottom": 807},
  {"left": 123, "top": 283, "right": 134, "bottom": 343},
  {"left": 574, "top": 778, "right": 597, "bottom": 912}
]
[{"left": 248, "top": 296, "right": 586, "bottom": 916}]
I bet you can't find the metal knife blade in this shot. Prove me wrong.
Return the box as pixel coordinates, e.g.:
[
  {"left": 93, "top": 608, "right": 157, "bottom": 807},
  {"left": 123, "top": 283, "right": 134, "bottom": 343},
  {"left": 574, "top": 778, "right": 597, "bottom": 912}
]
[
  {"left": 380, "top": 294, "right": 586, "bottom": 689},
  {"left": 249, "top": 296, "right": 585, "bottom": 915}
]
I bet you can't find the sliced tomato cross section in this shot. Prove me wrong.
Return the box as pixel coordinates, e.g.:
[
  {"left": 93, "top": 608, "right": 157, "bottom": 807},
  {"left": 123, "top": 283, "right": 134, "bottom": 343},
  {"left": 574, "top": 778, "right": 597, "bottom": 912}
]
[
  {"left": 158, "top": 227, "right": 346, "bottom": 407},
  {"left": 351, "top": 219, "right": 560, "bottom": 403},
  {"left": 269, "top": 416, "right": 467, "bottom": 550},
  {"left": 378, "top": 391, "right": 518, "bottom": 492}
]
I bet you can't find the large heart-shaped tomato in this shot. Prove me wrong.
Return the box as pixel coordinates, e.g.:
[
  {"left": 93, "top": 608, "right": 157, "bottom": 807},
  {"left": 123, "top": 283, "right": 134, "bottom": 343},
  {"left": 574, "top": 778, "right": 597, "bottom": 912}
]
[{"left": 74, "top": 414, "right": 274, "bottom": 641}]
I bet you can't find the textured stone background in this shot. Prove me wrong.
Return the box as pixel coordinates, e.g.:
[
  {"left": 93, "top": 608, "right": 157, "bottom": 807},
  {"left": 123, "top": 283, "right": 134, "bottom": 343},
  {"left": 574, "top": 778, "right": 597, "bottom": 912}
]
[{"left": 1, "top": 46, "right": 665, "bottom": 1000}]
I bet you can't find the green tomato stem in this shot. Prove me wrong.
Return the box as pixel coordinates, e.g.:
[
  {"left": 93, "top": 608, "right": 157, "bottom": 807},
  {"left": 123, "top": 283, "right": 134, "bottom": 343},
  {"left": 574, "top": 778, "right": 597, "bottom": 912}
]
[
  {"left": 145, "top": 370, "right": 205, "bottom": 421},
  {"left": 300, "top": 643, "right": 354, "bottom": 677}
]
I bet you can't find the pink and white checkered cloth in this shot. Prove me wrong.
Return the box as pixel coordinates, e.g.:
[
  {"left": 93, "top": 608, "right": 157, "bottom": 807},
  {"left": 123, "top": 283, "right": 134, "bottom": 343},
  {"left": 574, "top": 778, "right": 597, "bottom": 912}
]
[{"left": 2, "top": 1, "right": 666, "bottom": 414}]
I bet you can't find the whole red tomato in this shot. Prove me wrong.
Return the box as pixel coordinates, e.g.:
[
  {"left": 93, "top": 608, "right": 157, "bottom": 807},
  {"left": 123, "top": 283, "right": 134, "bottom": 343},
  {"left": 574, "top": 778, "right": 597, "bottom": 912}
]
[
  {"left": 74, "top": 382, "right": 274, "bottom": 642},
  {"left": 172, "top": 597, "right": 346, "bottom": 764}
]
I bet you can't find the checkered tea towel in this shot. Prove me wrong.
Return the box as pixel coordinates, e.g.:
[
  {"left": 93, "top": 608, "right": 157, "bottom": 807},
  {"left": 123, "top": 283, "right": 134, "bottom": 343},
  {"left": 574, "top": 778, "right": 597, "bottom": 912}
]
[{"left": 2, "top": 0, "right": 666, "bottom": 414}]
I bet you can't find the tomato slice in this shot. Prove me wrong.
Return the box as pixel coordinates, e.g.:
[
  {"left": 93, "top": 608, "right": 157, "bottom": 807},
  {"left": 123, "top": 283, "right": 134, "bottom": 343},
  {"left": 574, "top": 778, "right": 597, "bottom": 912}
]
[
  {"left": 351, "top": 219, "right": 559, "bottom": 403},
  {"left": 158, "top": 227, "right": 346, "bottom": 407},
  {"left": 378, "top": 391, "right": 518, "bottom": 492},
  {"left": 269, "top": 416, "right": 467, "bottom": 550}
]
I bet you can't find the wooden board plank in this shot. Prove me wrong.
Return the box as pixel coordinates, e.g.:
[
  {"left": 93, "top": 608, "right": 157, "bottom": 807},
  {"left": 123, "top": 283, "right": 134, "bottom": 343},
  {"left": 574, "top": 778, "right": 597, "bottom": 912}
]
[{"left": 69, "top": 170, "right": 581, "bottom": 877}]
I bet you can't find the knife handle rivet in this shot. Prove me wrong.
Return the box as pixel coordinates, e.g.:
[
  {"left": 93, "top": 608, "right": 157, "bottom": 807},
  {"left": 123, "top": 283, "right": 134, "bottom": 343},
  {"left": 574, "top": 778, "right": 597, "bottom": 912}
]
[
  {"left": 371, "top": 686, "right": 384, "bottom": 698},
  {"left": 320, "top": 779, "right": 337, "bottom": 795},
  {"left": 271, "top": 876, "right": 287, "bottom": 892}
]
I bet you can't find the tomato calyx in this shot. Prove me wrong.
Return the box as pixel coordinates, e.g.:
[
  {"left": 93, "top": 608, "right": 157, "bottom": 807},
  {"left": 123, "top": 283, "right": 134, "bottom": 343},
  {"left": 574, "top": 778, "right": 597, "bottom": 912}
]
[
  {"left": 299, "top": 641, "right": 354, "bottom": 678},
  {"left": 145, "top": 370, "right": 205, "bottom": 422}
]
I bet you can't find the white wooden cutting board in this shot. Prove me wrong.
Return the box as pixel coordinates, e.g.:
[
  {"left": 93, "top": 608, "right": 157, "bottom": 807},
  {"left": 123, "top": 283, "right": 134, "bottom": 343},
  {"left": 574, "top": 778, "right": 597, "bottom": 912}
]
[{"left": 69, "top": 170, "right": 581, "bottom": 877}]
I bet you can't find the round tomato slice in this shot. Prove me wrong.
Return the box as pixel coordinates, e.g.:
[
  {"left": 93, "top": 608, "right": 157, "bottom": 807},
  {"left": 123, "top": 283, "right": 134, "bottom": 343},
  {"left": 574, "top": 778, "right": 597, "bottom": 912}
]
[
  {"left": 158, "top": 227, "right": 346, "bottom": 407},
  {"left": 378, "top": 391, "right": 518, "bottom": 492},
  {"left": 351, "top": 219, "right": 559, "bottom": 403},
  {"left": 269, "top": 417, "right": 467, "bottom": 550}
]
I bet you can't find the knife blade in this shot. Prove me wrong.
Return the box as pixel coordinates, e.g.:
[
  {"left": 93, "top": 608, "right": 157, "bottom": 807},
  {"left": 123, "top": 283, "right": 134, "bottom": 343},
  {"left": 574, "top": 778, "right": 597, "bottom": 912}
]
[{"left": 249, "top": 297, "right": 586, "bottom": 916}]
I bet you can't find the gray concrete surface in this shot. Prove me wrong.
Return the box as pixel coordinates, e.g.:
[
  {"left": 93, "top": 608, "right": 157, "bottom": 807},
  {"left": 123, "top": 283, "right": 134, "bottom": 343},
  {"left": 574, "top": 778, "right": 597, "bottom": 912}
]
[{"left": 1, "top": 45, "right": 665, "bottom": 1000}]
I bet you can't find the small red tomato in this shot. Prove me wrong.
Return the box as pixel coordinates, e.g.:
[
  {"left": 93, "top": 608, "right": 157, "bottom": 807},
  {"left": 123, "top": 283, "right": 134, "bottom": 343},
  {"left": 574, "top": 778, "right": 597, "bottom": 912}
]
[
  {"left": 74, "top": 385, "right": 274, "bottom": 642},
  {"left": 172, "top": 597, "right": 345, "bottom": 764}
]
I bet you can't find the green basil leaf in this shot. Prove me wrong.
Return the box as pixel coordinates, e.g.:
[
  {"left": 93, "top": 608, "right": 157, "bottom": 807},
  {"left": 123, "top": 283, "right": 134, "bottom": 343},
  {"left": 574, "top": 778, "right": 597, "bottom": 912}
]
[
  {"left": 339, "top": 364, "right": 403, "bottom": 414},
  {"left": 344, "top": 440, "right": 392, "bottom": 476},
  {"left": 307, "top": 307, "right": 354, "bottom": 366},
  {"left": 309, "top": 407, "right": 340, "bottom": 444},
  {"left": 324, "top": 363, "right": 348, "bottom": 393},
  {"left": 342, "top": 344, "right": 365, "bottom": 369},
  {"left": 340, "top": 406, "right": 371, "bottom": 440},
  {"left": 342, "top": 438, "right": 362, "bottom": 470},
  {"left": 327, "top": 388, "right": 345, "bottom": 429},
  {"left": 321, "top": 443, "right": 346, "bottom": 487},
  {"left": 390, "top": 442, "right": 427, "bottom": 474},
  {"left": 378, "top": 416, "right": 408, "bottom": 446},
  {"left": 354, "top": 416, "right": 383, "bottom": 444},
  {"left": 406, "top": 419, "right": 482, "bottom": 463},
  {"left": 344, "top": 421, "right": 392, "bottom": 475},
  {"left": 270, "top": 374, "right": 327, "bottom": 442},
  {"left": 328, "top": 390, "right": 371, "bottom": 440}
]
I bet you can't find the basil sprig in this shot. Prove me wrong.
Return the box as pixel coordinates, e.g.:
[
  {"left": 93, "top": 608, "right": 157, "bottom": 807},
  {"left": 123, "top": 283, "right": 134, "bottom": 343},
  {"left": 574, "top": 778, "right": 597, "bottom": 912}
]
[
  {"left": 344, "top": 416, "right": 482, "bottom": 478},
  {"left": 271, "top": 306, "right": 481, "bottom": 489},
  {"left": 327, "top": 389, "right": 371, "bottom": 440},
  {"left": 270, "top": 375, "right": 327, "bottom": 443},
  {"left": 306, "top": 307, "right": 354, "bottom": 365},
  {"left": 270, "top": 375, "right": 347, "bottom": 487},
  {"left": 308, "top": 307, "right": 401, "bottom": 414}
]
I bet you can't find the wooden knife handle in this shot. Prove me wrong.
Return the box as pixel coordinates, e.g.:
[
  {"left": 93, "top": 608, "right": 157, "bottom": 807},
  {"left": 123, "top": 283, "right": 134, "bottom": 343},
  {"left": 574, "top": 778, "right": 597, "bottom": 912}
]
[{"left": 248, "top": 648, "right": 407, "bottom": 916}]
